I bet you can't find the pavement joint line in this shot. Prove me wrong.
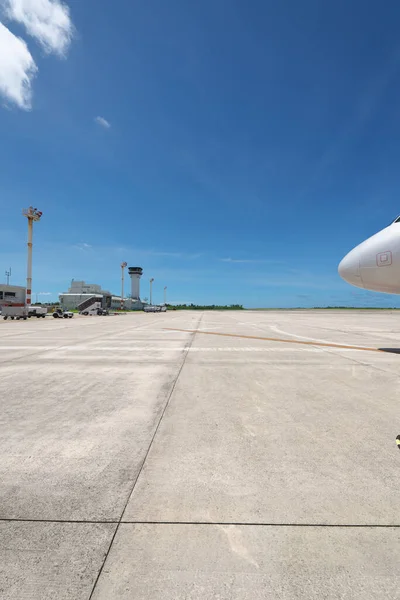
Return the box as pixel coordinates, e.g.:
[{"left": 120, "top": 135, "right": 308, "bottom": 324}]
[
  {"left": 164, "top": 328, "right": 385, "bottom": 353},
  {"left": 0, "top": 317, "right": 168, "bottom": 366},
  {"left": 0, "top": 518, "right": 118, "bottom": 524},
  {"left": 87, "top": 313, "right": 204, "bottom": 600},
  {"left": 121, "top": 521, "right": 400, "bottom": 528},
  {"left": 268, "top": 323, "right": 377, "bottom": 349},
  {"left": 317, "top": 343, "right": 400, "bottom": 379},
  {"left": 0, "top": 346, "right": 391, "bottom": 352},
  {"left": 2, "top": 518, "right": 400, "bottom": 528}
]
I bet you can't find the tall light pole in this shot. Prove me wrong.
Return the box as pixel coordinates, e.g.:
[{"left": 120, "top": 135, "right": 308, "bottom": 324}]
[
  {"left": 150, "top": 278, "right": 154, "bottom": 306},
  {"left": 22, "top": 207, "right": 42, "bottom": 306},
  {"left": 120, "top": 262, "right": 127, "bottom": 310},
  {"left": 164, "top": 286, "right": 167, "bottom": 305},
  {"left": 5, "top": 268, "right": 11, "bottom": 285}
]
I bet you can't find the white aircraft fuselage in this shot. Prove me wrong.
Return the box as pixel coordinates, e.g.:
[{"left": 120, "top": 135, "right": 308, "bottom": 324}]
[{"left": 338, "top": 217, "right": 400, "bottom": 294}]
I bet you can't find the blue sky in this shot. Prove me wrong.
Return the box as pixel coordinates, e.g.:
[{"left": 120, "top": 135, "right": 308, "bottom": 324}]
[{"left": 1, "top": 0, "right": 400, "bottom": 307}]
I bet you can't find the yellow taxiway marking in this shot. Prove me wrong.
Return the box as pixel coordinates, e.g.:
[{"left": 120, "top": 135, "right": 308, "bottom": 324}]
[{"left": 163, "top": 328, "right": 383, "bottom": 353}]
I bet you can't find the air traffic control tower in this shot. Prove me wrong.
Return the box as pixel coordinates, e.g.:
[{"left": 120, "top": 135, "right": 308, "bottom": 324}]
[{"left": 128, "top": 267, "right": 143, "bottom": 301}]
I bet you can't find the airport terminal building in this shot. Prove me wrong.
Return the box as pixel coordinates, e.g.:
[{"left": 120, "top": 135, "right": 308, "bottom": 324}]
[
  {"left": 59, "top": 280, "right": 143, "bottom": 310},
  {"left": 0, "top": 284, "right": 26, "bottom": 307}
]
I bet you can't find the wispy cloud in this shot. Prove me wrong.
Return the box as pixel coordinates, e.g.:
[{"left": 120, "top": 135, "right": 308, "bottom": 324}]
[
  {"left": 69, "top": 243, "right": 201, "bottom": 261},
  {"left": 297, "top": 49, "right": 400, "bottom": 203},
  {"left": 220, "top": 257, "right": 283, "bottom": 264},
  {"left": 221, "top": 258, "right": 257, "bottom": 264},
  {"left": 95, "top": 116, "right": 111, "bottom": 129},
  {"left": 147, "top": 251, "right": 182, "bottom": 258},
  {"left": 0, "top": 0, "right": 75, "bottom": 109},
  {"left": 142, "top": 250, "right": 202, "bottom": 260},
  {"left": 73, "top": 242, "right": 92, "bottom": 251},
  {"left": 3, "top": 0, "right": 74, "bottom": 56},
  {"left": 249, "top": 274, "right": 341, "bottom": 291},
  {"left": 0, "top": 22, "right": 37, "bottom": 109}
]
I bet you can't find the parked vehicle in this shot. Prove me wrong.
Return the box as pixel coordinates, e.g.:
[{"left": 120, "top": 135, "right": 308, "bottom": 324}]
[
  {"left": 28, "top": 307, "right": 47, "bottom": 318},
  {"left": 80, "top": 306, "right": 109, "bottom": 316},
  {"left": 2, "top": 306, "right": 29, "bottom": 320},
  {"left": 77, "top": 297, "right": 103, "bottom": 316},
  {"left": 53, "top": 308, "right": 74, "bottom": 319},
  {"left": 143, "top": 305, "right": 166, "bottom": 313}
]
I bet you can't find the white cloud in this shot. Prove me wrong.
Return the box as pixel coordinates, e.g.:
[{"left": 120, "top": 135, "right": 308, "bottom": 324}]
[
  {"left": 220, "top": 257, "right": 283, "bottom": 264},
  {"left": 95, "top": 116, "right": 111, "bottom": 129},
  {"left": 145, "top": 250, "right": 182, "bottom": 258},
  {"left": 74, "top": 242, "right": 92, "bottom": 250},
  {"left": 4, "top": 0, "right": 74, "bottom": 56},
  {"left": 146, "top": 250, "right": 202, "bottom": 259},
  {"left": 0, "top": 22, "right": 37, "bottom": 109},
  {"left": 221, "top": 258, "right": 253, "bottom": 263}
]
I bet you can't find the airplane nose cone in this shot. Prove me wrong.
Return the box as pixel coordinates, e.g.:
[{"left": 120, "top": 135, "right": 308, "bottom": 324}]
[{"left": 338, "top": 250, "right": 363, "bottom": 287}]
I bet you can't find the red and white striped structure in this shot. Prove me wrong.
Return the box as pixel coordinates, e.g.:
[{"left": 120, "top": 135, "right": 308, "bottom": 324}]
[
  {"left": 120, "top": 262, "right": 127, "bottom": 310},
  {"left": 22, "top": 207, "right": 42, "bottom": 306}
]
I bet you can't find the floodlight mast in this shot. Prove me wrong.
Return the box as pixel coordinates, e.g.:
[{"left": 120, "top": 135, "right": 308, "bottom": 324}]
[
  {"left": 121, "top": 262, "right": 127, "bottom": 309},
  {"left": 22, "top": 207, "right": 43, "bottom": 306},
  {"left": 150, "top": 278, "right": 154, "bottom": 306}
]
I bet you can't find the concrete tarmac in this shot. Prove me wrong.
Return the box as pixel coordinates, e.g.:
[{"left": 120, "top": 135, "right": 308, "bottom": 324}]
[{"left": 1, "top": 310, "right": 400, "bottom": 599}]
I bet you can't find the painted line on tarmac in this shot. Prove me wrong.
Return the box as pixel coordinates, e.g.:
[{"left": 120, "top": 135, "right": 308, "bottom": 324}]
[
  {"left": 0, "top": 346, "right": 56, "bottom": 350},
  {"left": 163, "top": 328, "right": 384, "bottom": 353},
  {"left": 269, "top": 324, "right": 375, "bottom": 350},
  {"left": 0, "top": 345, "right": 380, "bottom": 353}
]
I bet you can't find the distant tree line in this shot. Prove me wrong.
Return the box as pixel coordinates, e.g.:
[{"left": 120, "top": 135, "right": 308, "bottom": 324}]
[
  {"left": 32, "top": 302, "right": 60, "bottom": 307},
  {"left": 166, "top": 303, "right": 243, "bottom": 310}
]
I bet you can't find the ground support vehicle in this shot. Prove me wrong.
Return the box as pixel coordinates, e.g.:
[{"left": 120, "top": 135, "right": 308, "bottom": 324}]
[
  {"left": 28, "top": 307, "right": 47, "bottom": 318},
  {"left": 53, "top": 308, "right": 74, "bottom": 319},
  {"left": 2, "top": 306, "right": 29, "bottom": 320}
]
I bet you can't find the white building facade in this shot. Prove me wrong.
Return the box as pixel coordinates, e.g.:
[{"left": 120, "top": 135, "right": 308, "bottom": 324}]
[
  {"left": 0, "top": 284, "right": 26, "bottom": 307},
  {"left": 59, "top": 279, "right": 143, "bottom": 310}
]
